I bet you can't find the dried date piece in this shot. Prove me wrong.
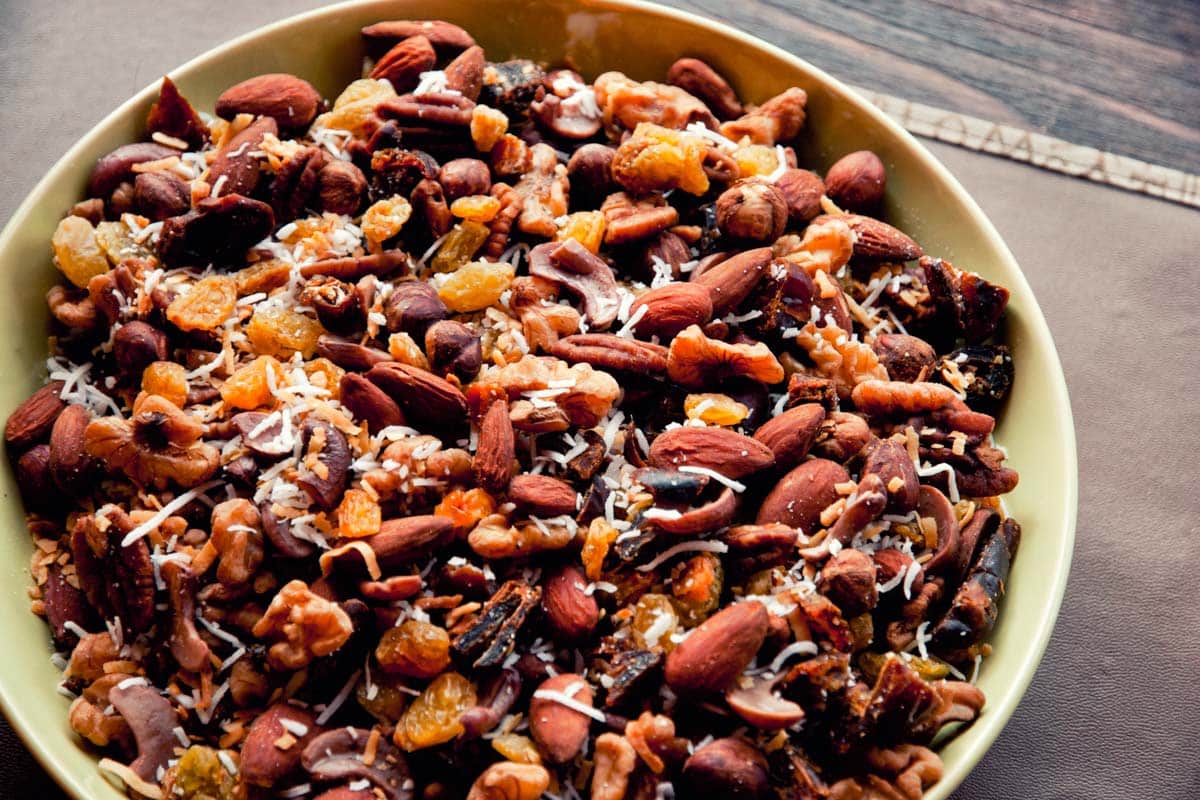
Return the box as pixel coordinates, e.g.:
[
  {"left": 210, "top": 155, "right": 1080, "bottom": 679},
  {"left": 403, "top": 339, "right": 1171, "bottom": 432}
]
[{"left": 451, "top": 580, "right": 541, "bottom": 668}]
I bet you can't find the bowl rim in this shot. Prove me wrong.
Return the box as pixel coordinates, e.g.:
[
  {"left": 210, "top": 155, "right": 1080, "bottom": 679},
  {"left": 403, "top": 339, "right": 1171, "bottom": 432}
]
[{"left": 0, "top": 1, "right": 1077, "bottom": 798}]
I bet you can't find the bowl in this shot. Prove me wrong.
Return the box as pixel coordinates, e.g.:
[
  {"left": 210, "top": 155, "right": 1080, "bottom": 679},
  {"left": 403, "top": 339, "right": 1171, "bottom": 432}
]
[{"left": 0, "top": 1, "right": 1077, "bottom": 797}]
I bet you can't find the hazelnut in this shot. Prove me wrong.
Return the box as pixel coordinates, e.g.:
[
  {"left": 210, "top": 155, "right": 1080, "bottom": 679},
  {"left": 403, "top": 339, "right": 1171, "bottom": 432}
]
[
  {"left": 872, "top": 332, "right": 936, "bottom": 382},
  {"left": 566, "top": 144, "right": 616, "bottom": 208},
  {"left": 113, "top": 321, "right": 169, "bottom": 378},
  {"left": 384, "top": 280, "right": 448, "bottom": 339},
  {"left": 437, "top": 158, "right": 492, "bottom": 200},
  {"left": 108, "top": 180, "right": 136, "bottom": 217},
  {"left": 773, "top": 168, "right": 825, "bottom": 222},
  {"left": 69, "top": 198, "right": 105, "bottom": 225},
  {"left": 316, "top": 160, "right": 367, "bottom": 215},
  {"left": 825, "top": 150, "right": 886, "bottom": 211},
  {"left": 133, "top": 171, "right": 191, "bottom": 221},
  {"left": 682, "top": 738, "right": 770, "bottom": 800},
  {"left": 715, "top": 178, "right": 787, "bottom": 242},
  {"left": 424, "top": 319, "right": 482, "bottom": 382}
]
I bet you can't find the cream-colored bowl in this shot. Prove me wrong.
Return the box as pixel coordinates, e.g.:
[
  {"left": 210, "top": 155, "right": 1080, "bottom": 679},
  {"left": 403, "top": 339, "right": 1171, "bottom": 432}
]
[{"left": 0, "top": 1, "right": 1077, "bottom": 797}]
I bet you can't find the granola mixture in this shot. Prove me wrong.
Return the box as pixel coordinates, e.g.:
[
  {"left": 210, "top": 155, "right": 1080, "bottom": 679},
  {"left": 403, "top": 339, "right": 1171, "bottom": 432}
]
[{"left": 6, "top": 19, "right": 1023, "bottom": 800}]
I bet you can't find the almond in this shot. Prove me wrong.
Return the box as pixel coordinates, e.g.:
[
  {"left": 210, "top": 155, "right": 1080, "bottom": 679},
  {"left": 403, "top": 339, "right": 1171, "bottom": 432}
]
[
  {"left": 361, "top": 19, "right": 477, "bottom": 57},
  {"left": 755, "top": 458, "right": 849, "bottom": 532},
  {"left": 508, "top": 474, "right": 579, "bottom": 516},
  {"left": 370, "top": 35, "right": 437, "bottom": 94},
  {"left": 48, "top": 404, "right": 91, "bottom": 495},
  {"left": 860, "top": 438, "right": 919, "bottom": 513},
  {"left": 209, "top": 116, "right": 278, "bottom": 197},
  {"left": 366, "top": 362, "right": 468, "bottom": 429},
  {"left": 541, "top": 565, "right": 599, "bottom": 643},
  {"left": 811, "top": 213, "right": 922, "bottom": 261},
  {"left": 664, "top": 601, "right": 768, "bottom": 694},
  {"left": 363, "top": 515, "right": 455, "bottom": 567},
  {"left": 474, "top": 399, "right": 515, "bottom": 493},
  {"left": 691, "top": 245, "right": 773, "bottom": 316},
  {"left": 751, "top": 403, "right": 825, "bottom": 470},
  {"left": 824, "top": 150, "right": 886, "bottom": 211},
  {"left": 214, "top": 73, "right": 321, "bottom": 131},
  {"left": 444, "top": 45, "right": 485, "bottom": 102},
  {"left": 647, "top": 426, "right": 774, "bottom": 479},
  {"left": 5, "top": 381, "right": 66, "bottom": 449},
  {"left": 339, "top": 373, "right": 405, "bottom": 433},
  {"left": 530, "top": 673, "right": 595, "bottom": 763},
  {"left": 629, "top": 282, "right": 713, "bottom": 340},
  {"left": 241, "top": 704, "right": 319, "bottom": 787}
]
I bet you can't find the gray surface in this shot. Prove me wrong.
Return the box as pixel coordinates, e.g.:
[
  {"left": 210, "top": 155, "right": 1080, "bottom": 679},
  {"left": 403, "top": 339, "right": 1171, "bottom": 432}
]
[{"left": 1, "top": 1, "right": 1199, "bottom": 799}]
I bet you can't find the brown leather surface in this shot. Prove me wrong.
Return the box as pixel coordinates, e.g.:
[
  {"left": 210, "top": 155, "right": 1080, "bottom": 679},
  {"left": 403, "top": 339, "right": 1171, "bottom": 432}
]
[{"left": 1, "top": 2, "right": 1199, "bottom": 798}]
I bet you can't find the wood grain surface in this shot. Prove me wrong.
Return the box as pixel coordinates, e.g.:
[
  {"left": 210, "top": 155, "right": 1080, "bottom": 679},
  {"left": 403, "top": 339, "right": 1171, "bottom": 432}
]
[{"left": 657, "top": 0, "right": 1200, "bottom": 174}]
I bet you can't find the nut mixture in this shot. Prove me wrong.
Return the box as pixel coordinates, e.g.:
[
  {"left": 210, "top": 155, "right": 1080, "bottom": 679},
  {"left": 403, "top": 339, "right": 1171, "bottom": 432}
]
[{"left": 7, "top": 19, "right": 1023, "bottom": 800}]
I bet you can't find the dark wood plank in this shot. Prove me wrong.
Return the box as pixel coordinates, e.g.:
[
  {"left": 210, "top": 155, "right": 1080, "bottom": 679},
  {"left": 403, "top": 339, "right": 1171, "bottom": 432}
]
[{"left": 660, "top": 0, "right": 1200, "bottom": 173}]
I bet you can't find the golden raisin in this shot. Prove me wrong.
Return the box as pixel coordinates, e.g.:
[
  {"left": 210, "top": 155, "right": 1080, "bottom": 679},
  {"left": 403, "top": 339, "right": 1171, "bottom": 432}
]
[
  {"left": 437, "top": 261, "right": 515, "bottom": 313},
  {"left": 434, "top": 488, "right": 496, "bottom": 534},
  {"left": 732, "top": 144, "right": 781, "bottom": 178},
  {"left": 167, "top": 275, "right": 237, "bottom": 332},
  {"left": 450, "top": 194, "right": 502, "bottom": 223},
  {"left": 142, "top": 361, "right": 189, "bottom": 408},
  {"left": 303, "top": 357, "right": 344, "bottom": 399},
  {"left": 51, "top": 216, "right": 109, "bottom": 288},
  {"left": 315, "top": 78, "right": 398, "bottom": 138},
  {"left": 234, "top": 260, "right": 292, "bottom": 296},
  {"left": 611, "top": 122, "right": 709, "bottom": 196},
  {"left": 471, "top": 105, "right": 509, "bottom": 153},
  {"left": 337, "top": 488, "right": 381, "bottom": 539},
  {"left": 394, "top": 671, "right": 476, "bottom": 751},
  {"left": 556, "top": 211, "right": 607, "bottom": 254},
  {"left": 362, "top": 196, "right": 413, "bottom": 246},
  {"left": 492, "top": 734, "right": 543, "bottom": 765},
  {"left": 630, "top": 593, "right": 680, "bottom": 652},
  {"left": 246, "top": 305, "right": 324, "bottom": 359},
  {"left": 581, "top": 518, "right": 618, "bottom": 582},
  {"left": 94, "top": 221, "right": 152, "bottom": 265},
  {"left": 387, "top": 332, "right": 431, "bottom": 369},
  {"left": 219, "top": 355, "right": 284, "bottom": 411},
  {"left": 683, "top": 393, "right": 749, "bottom": 426},
  {"left": 431, "top": 221, "right": 491, "bottom": 273},
  {"left": 670, "top": 553, "right": 723, "bottom": 626},
  {"left": 377, "top": 620, "right": 452, "bottom": 678},
  {"left": 356, "top": 672, "right": 411, "bottom": 722}
]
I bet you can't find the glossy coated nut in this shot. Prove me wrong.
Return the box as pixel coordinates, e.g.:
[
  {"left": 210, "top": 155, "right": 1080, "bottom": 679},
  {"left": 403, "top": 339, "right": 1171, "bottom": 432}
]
[
  {"left": 755, "top": 458, "right": 849, "bottom": 532},
  {"left": 133, "top": 172, "right": 191, "bottom": 221},
  {"left": 682, "top": 738, "right": 770, "bottom": 800},
  {"left": 824, "top": 150, "right": 886, "bottom": 211},
  {"left": 112, "top": 321, "right": 168, "bottom": 377},
  {"left": 5, "top": 382, "right": 66, "bottom": 448},
  {"left": 438, "top": 158, "right": 492, "bottom": 200},
  {"left": 425, "top": 320, "right": 482, "bottom": 382},
  {"left": 316, "top": 161, "right": 367, "bottom": 215}
]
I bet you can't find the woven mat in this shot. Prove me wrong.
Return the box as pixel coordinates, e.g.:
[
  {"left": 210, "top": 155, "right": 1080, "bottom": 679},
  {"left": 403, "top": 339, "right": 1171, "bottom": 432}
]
[{"left": 1, "top": 2, "right": 1198, "bottom": 798}]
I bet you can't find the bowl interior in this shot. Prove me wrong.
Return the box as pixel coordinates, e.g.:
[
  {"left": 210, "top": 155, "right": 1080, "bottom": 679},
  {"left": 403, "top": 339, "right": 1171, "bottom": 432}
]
[{"left": 0, "top": 1, "right": 1076, "bottom": 798}]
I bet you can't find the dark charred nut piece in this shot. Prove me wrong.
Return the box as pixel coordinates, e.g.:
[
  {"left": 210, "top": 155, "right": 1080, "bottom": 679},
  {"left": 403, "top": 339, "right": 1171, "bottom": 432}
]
[
  {"left": 15, "top": 445, "right": 60, "bottom": 512},
  {"left": 551, "top": 334, "right": 669, "bottom": 375},
  {"left": 861, "top": 438, "right": 920, "bottom": 514},
  {"left": 682, "top": 738, "right": 771, "bottom": 800},
  {"left": 602, "top": 191, "right": 679, "bottom": 246},
  {"left": 369, "top": 148, "right": 439, "bottom": 200},
  {"left": 567, "top": 144, "right": 617, "bottom": 209},
  {"left": 384, "top": 280, "right": 448, "bottom": 339},
  {"left": 480, "top": 59, "right": 547, "bottom": 119},
  {"left": 666, "top": 57, "right": 743, "bottom": 120},
  {"left": 930, "top": 518, "right": 1020, "bottom": 659},
  {"left": 294, "top": 418, "right": 350, "bottom": 509},
  {"left": 159, "top": 194, "right": 275, "bottom": 268},
  {"left": 47, "top": 404, "right": 92, "bottom": 495},
  {"left": 271, "top": 146, "right": 327, "bottom": 222},
  {"left": 109, "top": 684, "right": 178, "bottom": 782},
  {"left": 160, "top": 561, "right": 212, "bottom": 673},
  {"left": 426, "top": 320, "right": 482, "bottom": 381},
  {"left": 820, "top": 549, "right": 879, "bottom": 617},
  {"left": 133, "top": 171, "right": 190, "bottom": 221},
  {"left": 951, "top": 507, "right": 1001, "bottom": 584},
  {"left": 145, "top": 76, "right": 208, "bottom": 148},
  {"left": 410, "top": 177, "right": 454, "bottom": 239},
  {"left": 316, "top": 160, "right": 367, "bottom": 215},
  {"left": 726, "top": 673, "right": 805, "bottom": 730},
  {"left": 366, "top": 361, "right": 468, "bottom": 429},
  {"left": 598, "top": 648, "right": 663, "bottom": 708},
  {"left": 933, "top": 345, "right": 1014, "bottom": 411},
  {"left": 316, "top": 334, "right": 393, "bottom": 371},
  {"left": 460, "top": 668, "right": 522, "bottom": 739},
  {"left": 922, "top": 256, "right": 1011, "bottom": 344},
  {"left": 692, "top": 246, "right": 773, "bottom": 316},
  {"left": 215, "top": 73, "right": 321, "bottom": 130},
  {"left": 438, "top": 158, "right": 492, "bottom": 201},
  {"left": 298, "top": 250, "right": 409, "bottom": 280},
  {"left": 86, "top": 142, "right": 178, "bottom": 199},
  {"left": 787, "top": 374, "right": 838, "bottom": 412},
  {"left": 339, "top": 373, "right": 406, "bottom": 432},
  {"left": 752, "top": 403, "right": 825, "bottom": 470},
  {"left": 716, "top": 179, "right": 788, "bottom": 242},
  {"left": 824, "top": 150, "right": 887, "bottom": 212},
  {"left": 857, "top": 655, "right": 937, "bottom": 746},
  {"left": 301, "top": 277, "right": 363, "bottom": 334},
  {"left": 43, "top": 563, "right": 94, "bottom": 649},
  {"left": 774, "top": 169, "right": 825, "bottom": 223},
  {"left": 452, "top": 580, "right": 542, "bottom": 668},
  {"left": 208, "top": 116, "right": 278, "bottom": 198},
  {"left": 528, "top": 240, "right": 620, "bottom": 328},
  {"left": 445, "top": 45, "right": 486, "bottom": 101},
  {"left": 361, "top": 19, "right": 476, "bottom": 58},
  {"left": 509, "top": 474, "right": 580, "bottom": 516},
  {"left": 917, "top": 485, "right": 961, "bottom": 577},
  {"left": 5, "top": 381, "right": 67, "bottom": 449},
  {"left": 370, "top": 35, "right": 437, "bottom": 92},
  {"left": 635, "top": 468, "right": 710, "bottom": 505},
  {"left": 873, "top": 333, "right": 937, "bottom": 383},
  {"left": 301, "top": 727, "right": 414, "bottom": 800}
]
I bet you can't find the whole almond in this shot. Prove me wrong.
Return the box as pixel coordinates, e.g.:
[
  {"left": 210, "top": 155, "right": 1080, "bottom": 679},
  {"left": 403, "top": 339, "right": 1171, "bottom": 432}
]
[
  {"left": 508, "top": 474, "right": 579, "bottom": 517},
  {"left": 691, "top": 246, "right": 773, "bottom": 316},
  {"left": 215, "top": 73, "right": 321, "bottom": 131},
  {"left": 682, "top": 738, "right": 770, "bottom": 798},
  {"left": 629, "top": 282, "right": 713, "bottom": 340},
  {"left": 241, "top": 704, "right": 319, "bottom": 787},
  {"left": 752, "top": 403, "right": 825, "bottom": 470},
  {"left": 366, "top": 362, "right": 468, "bottom": 429},
  {"left": 474, "top": 399, "right": 515, "bottom": 493},
  {"left": 774, "top": 168, "right": 825, "bottom": 222},
  {"left": 48, "top": 404, "right": 91, "bottom": 494},
  {"left": 444, "top": 45, "right": 485, "bottom": 102},
  {"left": 5, "top": 381, "right": 66, "bottom": 449},
  {"left": 811, "top": 213, "right": 922, "bottom": 261},
  {"left": 648, "top": 426, "right": 774, "bottom": 479},
  {"left": 825, "top": 150, "right": 886, "bottom": 211},
  {"left": 361, "top": 19, "right": 477, "bottom": 57},
  {"left": 860, "top": 438, "right": 919, "bottom": 513},
  {"left": 541, "top": 565, "right": 599, "bottom": 643},
  {"left": 133, "top": 171, "right": 190, "bottom": 221},
  {"left": 370, "top": 35, "right": 437, "bottom": 93},
  {"left": 339, "top": 373, "right": 405, "bottom": 433},
  {"left": 530, "top": 673, "right": 594, "bottom": 763},
  {"left": 209, "top": 116, "right": 278, "bottom": 197},
  {"left": 756, "top": 458, "right": 849, "bottom": 532},
  {"left": 664, "top": 601, "right": 768, "bottom": 694},
  {"left": 359, "top": 515, "right": 455, "bottom": 568}
]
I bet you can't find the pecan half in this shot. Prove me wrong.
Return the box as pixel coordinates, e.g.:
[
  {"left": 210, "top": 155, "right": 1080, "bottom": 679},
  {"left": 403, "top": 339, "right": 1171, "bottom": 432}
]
[{"left": 551, "top": 334, "right": 668, "bottom": 375}]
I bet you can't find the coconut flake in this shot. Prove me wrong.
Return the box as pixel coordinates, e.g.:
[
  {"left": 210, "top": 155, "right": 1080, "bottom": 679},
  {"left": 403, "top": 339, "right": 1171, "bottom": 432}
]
[
  {"left": 767, "top": 640, "right": 819, "bottom": 674},
  {"left": 636, "top": 540, "right": 728, "bottom": 572},
  {"left": 678, "top": 465, "right": 746, "bottom": 493},
  {"left": 121, "top": 480, "right": 223, "bottom": 547},
  {"left": 315, "top": 670, "right": 362, "bottom": 725}
]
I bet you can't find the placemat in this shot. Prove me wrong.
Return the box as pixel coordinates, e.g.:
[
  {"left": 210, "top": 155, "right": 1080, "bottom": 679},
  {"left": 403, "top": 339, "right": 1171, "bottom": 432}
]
[{"left": 1, "top": 2, "right": 1198, "bottom": 798}]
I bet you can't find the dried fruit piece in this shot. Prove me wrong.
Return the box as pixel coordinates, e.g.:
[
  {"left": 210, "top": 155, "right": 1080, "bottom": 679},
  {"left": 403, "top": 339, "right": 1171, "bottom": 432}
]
[
  {"left": 362, "top": 195, "right": 413, "bottom": 245},
  {"left": 166, "top": 275, "right": 237, "bottom": 332},
  {"left": 377, "top": 620, "right": 452, "bottom": 678},
  {"left": 431, "top": 221, "right": 490, "bottom": 273},
  {"left": 51, "top": 216, "right": 109, "bottom": 288},
  {"left": 684, "top": 393, "right": 749, "bottom": 426},
  {"left": 315, "top": 78, "right": 398, "bottom": 137},
  {"left": 611, "top": 122, "right": 709, "bottom": 196},
  {"left": 245, "top": 305, "right": 325, "bottom": 359},
  {"left": 394, "top": 672, "right": 477, "bottom": 751},
  {"left": 337, "top": 488, "right": 382, "bottom": 538},
  {"left": 219, "top": 356, "right": 285, "bottom": 411},
  {"left": 436, "top": 260, "right": 515, "bottom": 313}
]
